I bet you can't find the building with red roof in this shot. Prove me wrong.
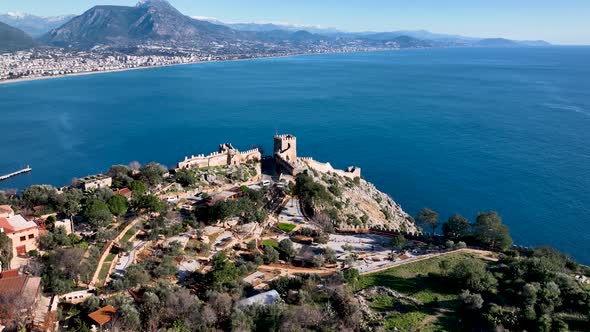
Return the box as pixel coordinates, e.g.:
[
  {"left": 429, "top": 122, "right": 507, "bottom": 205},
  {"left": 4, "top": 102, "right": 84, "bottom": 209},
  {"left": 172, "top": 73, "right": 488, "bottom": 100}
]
[
  {"left": 0, "top": 205, "right": 40, "bottom": 266},
  {"left": 0, "top": 270, "right": 41, "bottom": 330}
]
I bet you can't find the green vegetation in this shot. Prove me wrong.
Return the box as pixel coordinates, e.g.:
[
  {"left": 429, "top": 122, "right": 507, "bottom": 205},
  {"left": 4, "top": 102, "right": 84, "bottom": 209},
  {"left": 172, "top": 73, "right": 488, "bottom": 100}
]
[
  {"left": 262, "top": 239, "right": 278, "bottom": 248},
  {"left": 0, "top": 233, "right": 13, "bottom": 269},
  {"left": 416, "top": 207, "right": 439, "bottom": 235},
  {"left": 357, "top": 246, "right": 590, "bottom": 331},
  {"left": 197, "top": 186, "right": 267, "bottom": 224},
  {"left": 277, "top": 222, "right": 296, "bottom": 233},
  {"left": 174, "top": 168, "right": 197, "bottom": 187},
  {"left": 357, "top": 253, "right": 487, "bottom": 331},
  {"left": 120, "top": 227, "right": 137, "bottom": 243},
  {"left": 107, "top": 194, "right": 129, "bottom": 216}
]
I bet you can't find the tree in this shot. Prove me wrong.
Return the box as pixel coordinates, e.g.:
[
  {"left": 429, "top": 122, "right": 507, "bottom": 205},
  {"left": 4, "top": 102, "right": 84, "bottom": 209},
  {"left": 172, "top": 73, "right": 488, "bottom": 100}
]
[
  {"left": 45, "top": 215, "right": 56, "bottom": 231},
  {"left": 175, "top": 169, "right": 197, "bottom": 187},
  {"left": 22, "top": 185, "right": 57, "bottom": 208},
  {"left": 324, "top": 247, "right": 337, "bottom": 264},
  {"left": 83, "top": 296, "right": 101, "bottom": 312},
  {"left": 125, "top": 264, "right": 150, "bottom": 288},
  {"left": 129, "top": 180, "right": 148, "bottom": 196},
  {"left": 0, "top": 233, "right": 13, "bottom": 269},
  {"left": 263, "top": 245, "right": 280, "bottom": 264},
  {"left": 44, "top": 248, "right": 89, "bottom": 289},
  {"left": 108, "top": 194, "right": 129, "bottom": 216},
  {"left": 278, "top": 239, "right": 296, "bottom": 261},
  {"left": 207, "top": 252, "right": 241, "bottom": 290},
  {"left": 139, "top": 162, "right": 167, "bottom": 186},
  {"left": 343, "top": 268, "right": 360, "bottom": 287},
  {"left": 391, "top": 234, "right": 407, "bottom": 250},
  {"left": 58, "top": 188, "right": 83, "bottom": 219},
  {"left": 442, "top": 214, "right": 471, "bottom": 240},
  {"left": 107, "top": 165, "right": 132, "bottom": 188},
  {"left": 113, "top": 303, "right": 141, "bottom": 331},
  {"left": 84, "top": 200, "right": 113, "bottom": 228},
  {"left": 451, "top": 257, "right": 497, "bottom": 293},
  {"left": 473, "top": 211, "right": 513, "bottom": 251},
  {"left": 417, "top": 208, "right": 439, "bottom": 235},
  {"left": 459, "top": 289, "right": 484, "bottom": 310},
  {"left": 132, "top": 194, "right": 164, "bottom": 213},
  {"left": 311, "top": 254, "right": 325, "bottom": 268}
]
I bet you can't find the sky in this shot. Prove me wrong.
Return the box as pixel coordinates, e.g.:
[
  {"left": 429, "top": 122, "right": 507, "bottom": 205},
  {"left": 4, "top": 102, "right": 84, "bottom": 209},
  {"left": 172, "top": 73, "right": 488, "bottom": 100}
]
[{"left": 0, "top": 0, "right": 589, "bottom": 45}]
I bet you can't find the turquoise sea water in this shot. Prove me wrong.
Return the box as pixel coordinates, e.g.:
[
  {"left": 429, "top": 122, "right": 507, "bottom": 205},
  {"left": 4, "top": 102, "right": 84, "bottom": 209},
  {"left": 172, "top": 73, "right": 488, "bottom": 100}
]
[{"left": 1, "top": 47, "right": 589, "bottom": 263}]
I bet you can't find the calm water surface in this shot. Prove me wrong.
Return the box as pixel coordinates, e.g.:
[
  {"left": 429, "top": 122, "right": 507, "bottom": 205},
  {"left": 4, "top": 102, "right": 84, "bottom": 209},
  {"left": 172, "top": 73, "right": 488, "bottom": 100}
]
[{"left": 1, "top": 47, "right": 589, "bottom": 263}]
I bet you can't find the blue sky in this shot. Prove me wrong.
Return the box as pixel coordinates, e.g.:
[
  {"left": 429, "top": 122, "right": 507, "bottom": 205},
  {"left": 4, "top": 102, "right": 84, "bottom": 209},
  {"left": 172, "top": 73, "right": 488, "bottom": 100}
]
[{"left": 1, "top": 0, "right": 589, "bottom": 44}]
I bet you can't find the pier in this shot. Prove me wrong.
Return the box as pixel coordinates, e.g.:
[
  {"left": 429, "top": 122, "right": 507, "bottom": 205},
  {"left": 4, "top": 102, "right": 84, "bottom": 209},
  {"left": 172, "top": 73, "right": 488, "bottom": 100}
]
[{"left": 0, "top": 166, "right": 32, "bottom": 181}]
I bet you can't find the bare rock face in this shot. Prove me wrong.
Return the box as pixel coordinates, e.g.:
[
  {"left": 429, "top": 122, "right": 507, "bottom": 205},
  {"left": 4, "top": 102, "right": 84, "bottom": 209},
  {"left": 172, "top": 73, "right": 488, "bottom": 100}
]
[{"left": 303, "top": 166, "right": 417, "bottom": 233}]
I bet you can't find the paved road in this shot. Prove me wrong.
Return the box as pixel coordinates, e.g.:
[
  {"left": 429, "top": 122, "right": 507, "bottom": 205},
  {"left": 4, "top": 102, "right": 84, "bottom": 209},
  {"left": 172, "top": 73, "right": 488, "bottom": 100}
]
[
  {"left": 113, "top": 240, "right": 145, "bottom": 278},
  {"left": 278, "top": 198, "right": 306, "bottom": 225}
]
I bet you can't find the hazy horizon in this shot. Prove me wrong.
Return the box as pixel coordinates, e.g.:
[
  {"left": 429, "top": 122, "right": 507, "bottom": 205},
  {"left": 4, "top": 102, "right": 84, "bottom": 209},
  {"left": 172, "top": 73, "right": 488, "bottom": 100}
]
[{"left": 1, "top": 0, "right": 589, "bottom": 45}]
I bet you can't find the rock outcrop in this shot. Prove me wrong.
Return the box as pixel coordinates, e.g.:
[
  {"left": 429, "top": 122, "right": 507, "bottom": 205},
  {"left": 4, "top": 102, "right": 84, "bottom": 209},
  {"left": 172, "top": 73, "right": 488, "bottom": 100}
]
[{"left": 302, "top": 165, "right": 417, "bottom": 233}]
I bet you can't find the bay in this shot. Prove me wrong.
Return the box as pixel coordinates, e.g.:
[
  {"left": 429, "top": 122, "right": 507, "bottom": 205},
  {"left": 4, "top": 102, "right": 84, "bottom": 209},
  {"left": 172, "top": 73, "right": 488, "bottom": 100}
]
[{"left": 1, "top": 47, "right": 589, "bottom": 263}]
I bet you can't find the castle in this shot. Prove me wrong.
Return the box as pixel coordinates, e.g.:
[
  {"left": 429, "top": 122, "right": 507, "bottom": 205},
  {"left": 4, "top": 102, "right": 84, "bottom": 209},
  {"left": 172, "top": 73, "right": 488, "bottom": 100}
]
[
  {"left": 273, "top": 134, "right": 361, "bottom": 179},
  {"left": 176, "top": 135, "right": 360, "bottom": 179},
  {"left": 177, "top": 143, "right": 261, "bottom": 170}
]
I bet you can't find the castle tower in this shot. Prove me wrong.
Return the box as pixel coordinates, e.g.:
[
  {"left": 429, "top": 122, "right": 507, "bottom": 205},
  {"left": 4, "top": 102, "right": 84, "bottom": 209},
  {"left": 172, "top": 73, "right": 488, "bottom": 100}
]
[{"left": 274, "top": 134, "right": 297, "bottom": 162}]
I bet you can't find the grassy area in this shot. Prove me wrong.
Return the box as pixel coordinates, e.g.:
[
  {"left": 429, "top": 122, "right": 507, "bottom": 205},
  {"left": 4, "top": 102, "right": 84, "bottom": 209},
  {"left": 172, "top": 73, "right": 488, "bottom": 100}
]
[
  {"left": 358, "top": 253, "right": 485, "bottom": 331},
  {"left": 120, "top": 227, "right": 137, "bottom": 243},
  {"left": 277, "top": 222, "right": 296, "bottom": 233},
  {"left": 262, "top": 239, "right": 279, "bottom": 248},
  {"left": 97, "top": 263, "right": 112, "bottom": 287},
  {"left": 104, "top": 252, "right": 116, "bottom": 263}
]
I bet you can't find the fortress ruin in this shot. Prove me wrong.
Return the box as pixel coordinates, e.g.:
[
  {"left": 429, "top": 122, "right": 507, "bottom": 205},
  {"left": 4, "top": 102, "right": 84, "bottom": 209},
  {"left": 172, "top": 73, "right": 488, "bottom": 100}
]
[
  {"left": 175, "top": 135, "right": 360, "bottom": 179},
  {"left": 177, "top": 143, "right": 261, "bottom": 170},
  {"left": 273, "top": 134, "right": 361, "bottom": 179}
]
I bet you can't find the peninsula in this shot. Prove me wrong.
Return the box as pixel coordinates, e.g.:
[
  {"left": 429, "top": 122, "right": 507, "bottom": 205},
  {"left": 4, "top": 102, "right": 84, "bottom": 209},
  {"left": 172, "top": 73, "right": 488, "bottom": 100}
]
[{"left": 0, "top": 134, "right": 588, "bottom": 331}]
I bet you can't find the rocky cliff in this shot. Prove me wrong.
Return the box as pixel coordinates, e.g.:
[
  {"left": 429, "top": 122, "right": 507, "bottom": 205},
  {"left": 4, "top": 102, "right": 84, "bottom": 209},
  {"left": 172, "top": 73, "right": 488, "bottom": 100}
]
[{"left": 300, "top": 165, "right": 417, "bottom": 233}]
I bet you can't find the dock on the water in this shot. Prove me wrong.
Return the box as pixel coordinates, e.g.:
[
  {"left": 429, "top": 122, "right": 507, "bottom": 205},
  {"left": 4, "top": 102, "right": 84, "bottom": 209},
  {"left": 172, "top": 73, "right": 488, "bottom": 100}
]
[{"left": 0, "top": 166, "right": 32, "bottom": 181}]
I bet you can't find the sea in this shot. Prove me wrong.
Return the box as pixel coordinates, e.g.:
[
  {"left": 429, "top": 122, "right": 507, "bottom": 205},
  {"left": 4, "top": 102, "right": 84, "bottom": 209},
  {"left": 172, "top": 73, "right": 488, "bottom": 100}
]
[{"left": 1, "top": 47, "right": 589, "bottom": 264}]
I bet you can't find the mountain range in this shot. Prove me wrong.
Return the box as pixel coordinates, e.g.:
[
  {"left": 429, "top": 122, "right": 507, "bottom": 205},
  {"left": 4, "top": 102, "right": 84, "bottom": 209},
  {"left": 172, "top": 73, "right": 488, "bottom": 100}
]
[
  {"left": 0, "top": 21, "right": 35, "bottom": 52},
  {"left": 0, "top": 0, "right": 550, "bottom": 53},
  {"left": 210, "top": 21, "right": 551, "bottom": 47},
  {"left": 0, "top": 12, "right": 75, "bottom": 37}
]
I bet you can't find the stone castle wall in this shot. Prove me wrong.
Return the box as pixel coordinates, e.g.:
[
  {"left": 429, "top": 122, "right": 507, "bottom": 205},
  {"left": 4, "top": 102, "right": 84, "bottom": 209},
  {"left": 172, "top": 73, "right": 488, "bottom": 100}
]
[
  {"left": 302, "top": 158, "right": 361, "bottom": 179},
  {"left": 177, "top": 146, "right": 261, "bottom": 170}
]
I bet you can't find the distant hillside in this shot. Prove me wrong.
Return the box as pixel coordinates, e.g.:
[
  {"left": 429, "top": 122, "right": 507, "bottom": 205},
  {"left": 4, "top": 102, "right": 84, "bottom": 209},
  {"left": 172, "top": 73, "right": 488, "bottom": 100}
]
[
  {"left": 204, "top": 19, "right": 552, "bottom": 48},
  {"left": 39, "top": 0, "right": 243, "bottom": 49},
  {"left": 0, "top": 21, "right": 35, "bottom": 52},
  {"left": 0, "top": 13, "right": 75, "bottom": 37},
  {"left": 37, "top": 0, "right": 430, "bottom": 52}
]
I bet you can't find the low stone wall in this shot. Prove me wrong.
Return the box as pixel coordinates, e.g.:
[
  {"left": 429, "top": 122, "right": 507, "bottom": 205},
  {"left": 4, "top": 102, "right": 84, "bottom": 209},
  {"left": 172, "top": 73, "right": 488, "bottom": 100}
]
[{"left": 302, "top": 158, "right": 361, "bottom": 179}]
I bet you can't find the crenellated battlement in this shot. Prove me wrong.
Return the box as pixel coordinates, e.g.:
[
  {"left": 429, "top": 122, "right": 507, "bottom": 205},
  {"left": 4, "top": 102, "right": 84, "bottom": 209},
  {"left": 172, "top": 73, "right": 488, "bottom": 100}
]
[
  {"left": 177, "top": 144, "right": 261, "bottom": 170},
  {"left": 177, "top": 134, "right": 358, "bottom": 179},
  {"left": 274, "top": 134, "right": 296, "bottom": 141}
]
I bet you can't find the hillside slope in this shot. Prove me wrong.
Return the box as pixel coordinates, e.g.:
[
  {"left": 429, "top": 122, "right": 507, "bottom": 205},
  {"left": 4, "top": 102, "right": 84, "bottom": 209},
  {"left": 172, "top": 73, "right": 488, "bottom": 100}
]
[{"left": 0, "top": 21, "right": 35, "bottom": 52}]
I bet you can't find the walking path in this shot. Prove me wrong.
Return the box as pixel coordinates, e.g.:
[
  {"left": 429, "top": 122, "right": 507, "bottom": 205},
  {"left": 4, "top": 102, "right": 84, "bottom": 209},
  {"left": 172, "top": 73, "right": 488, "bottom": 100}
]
[{"left": 89, "top": 217, "right": 144, "bottom": 287}]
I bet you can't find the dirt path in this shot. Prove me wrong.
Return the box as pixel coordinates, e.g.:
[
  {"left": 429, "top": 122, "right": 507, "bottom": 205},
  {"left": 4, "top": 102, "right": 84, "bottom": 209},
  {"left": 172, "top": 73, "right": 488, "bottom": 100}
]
[
  {"left": 259, "top": 264, "right": 338, "bottom": 276},
  {"left": 89, "top": 216, "right": 144, "bottom": 287}
]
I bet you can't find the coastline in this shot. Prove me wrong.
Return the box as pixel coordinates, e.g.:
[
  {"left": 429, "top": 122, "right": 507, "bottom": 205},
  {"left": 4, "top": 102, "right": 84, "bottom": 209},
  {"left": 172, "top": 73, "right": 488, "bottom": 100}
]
[{"left": 0, "top": 51, "right": 355, "bottom": 86}]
